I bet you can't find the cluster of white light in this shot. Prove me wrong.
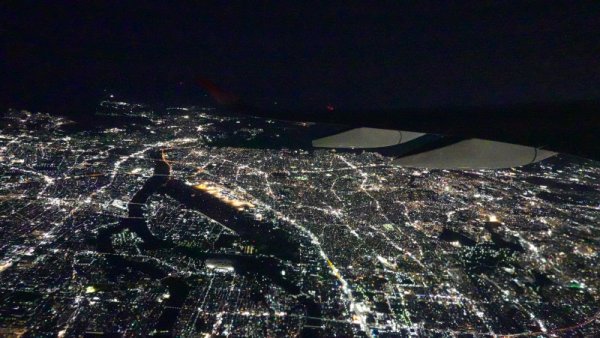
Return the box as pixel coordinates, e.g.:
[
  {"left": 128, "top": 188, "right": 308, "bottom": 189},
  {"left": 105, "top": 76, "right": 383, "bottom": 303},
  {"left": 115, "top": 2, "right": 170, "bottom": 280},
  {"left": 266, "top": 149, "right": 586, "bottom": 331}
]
[{"left": 193, "top": 181, "right": 255, "bottom": 211}]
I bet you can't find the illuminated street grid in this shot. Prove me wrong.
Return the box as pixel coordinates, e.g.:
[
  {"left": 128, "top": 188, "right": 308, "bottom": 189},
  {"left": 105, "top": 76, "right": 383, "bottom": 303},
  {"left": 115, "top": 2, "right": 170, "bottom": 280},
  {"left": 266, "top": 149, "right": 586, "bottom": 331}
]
[{"left": 0, "top": 103, "right": 598, "bottom": 337}]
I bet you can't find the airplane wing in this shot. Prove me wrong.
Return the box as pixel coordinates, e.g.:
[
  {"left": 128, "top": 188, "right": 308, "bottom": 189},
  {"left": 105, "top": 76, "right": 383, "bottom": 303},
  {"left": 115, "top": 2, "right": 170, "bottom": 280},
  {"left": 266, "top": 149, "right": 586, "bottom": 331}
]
[
  {"left": 197, "top": 78, "right": 598, "bottom": 169},
  {"left": 311, "top": 127, "right": 556, "bottom": 169}
]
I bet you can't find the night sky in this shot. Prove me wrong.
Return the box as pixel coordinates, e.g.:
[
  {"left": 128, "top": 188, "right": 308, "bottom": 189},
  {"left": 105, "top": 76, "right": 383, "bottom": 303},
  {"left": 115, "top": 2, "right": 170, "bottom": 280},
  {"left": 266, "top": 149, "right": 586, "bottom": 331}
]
[{"left": 2, "top": 1, "right": 600, "bottom": 114}]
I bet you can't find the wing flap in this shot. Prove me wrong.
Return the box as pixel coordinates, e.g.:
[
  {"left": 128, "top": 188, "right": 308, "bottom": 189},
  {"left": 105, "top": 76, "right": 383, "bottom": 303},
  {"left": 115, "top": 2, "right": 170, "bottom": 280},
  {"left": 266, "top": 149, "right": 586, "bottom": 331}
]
[
  {"left": 312, "top": 127, "right": 424, "bottom": 149},
  {"left": 393, "top": 138, "right": 556, "bottom": 169}
]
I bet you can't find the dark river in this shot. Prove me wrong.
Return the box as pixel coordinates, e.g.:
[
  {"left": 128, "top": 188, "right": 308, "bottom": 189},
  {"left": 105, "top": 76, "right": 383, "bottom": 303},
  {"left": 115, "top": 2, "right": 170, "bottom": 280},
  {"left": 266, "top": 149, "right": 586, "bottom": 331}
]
[{"left": 96, "top": 148, "right": 320, "bottom": 335}]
